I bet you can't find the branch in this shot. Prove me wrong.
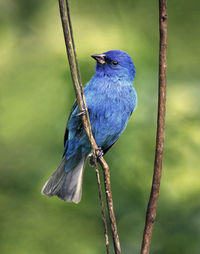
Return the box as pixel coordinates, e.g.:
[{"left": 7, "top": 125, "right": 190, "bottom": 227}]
[
  {"left": 94, "top": 159, "right": 110, "bottom": 254},
  {"left": 140, "top": 1, "right": 167, "bottom": 254},
  {"left": 58, "top": 1, "right": 121, "bottom": 253}
]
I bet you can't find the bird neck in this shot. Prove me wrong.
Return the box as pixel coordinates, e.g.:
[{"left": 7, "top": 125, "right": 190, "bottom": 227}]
[{"left": 94, "top": 72, "right": 133, "bottom": 84}]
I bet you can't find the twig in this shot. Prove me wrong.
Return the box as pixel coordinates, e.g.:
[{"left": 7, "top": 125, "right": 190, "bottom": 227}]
[
  {"left": 140, "top": 1, "right": 167, "bottom": 254},
  {"left": 65, "top": 0, "right": 82, "bottom": 85},
  {"left": 94, "top": 159, "right": 110, "bottom": 254},
  {"left": 99, "top": 159, "right": 121, "bottom": 254},
  {"left": 58, "top": 1, "right": 121, "bottom": 253}
]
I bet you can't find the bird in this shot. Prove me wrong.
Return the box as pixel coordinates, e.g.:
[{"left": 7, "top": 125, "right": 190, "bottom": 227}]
[{"left": 41, "top": 50, "right": 137, "bottom": 203}]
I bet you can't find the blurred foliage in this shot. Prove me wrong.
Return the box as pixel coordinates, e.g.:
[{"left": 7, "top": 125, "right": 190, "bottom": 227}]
[{"left": 0, "top": 0, "right": 200, "bottom": 253}]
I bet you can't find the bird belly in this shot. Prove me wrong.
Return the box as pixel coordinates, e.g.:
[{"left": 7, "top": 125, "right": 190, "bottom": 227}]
[{"left": 90, "top": 97, "right": 132, "bottom": 150}]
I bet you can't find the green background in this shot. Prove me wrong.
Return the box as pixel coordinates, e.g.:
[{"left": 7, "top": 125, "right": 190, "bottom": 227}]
[{"left": 0, "top": 0, "right": 200, "bottom": 253}]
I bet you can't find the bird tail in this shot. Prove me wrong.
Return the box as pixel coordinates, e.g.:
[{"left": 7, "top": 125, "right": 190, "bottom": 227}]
[{"left": 41, "top": 156, "right": 86, "bottom": 204}]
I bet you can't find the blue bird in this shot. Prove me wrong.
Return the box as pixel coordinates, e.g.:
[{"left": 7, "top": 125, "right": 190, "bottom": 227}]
[{"left": 42, "top": 50, "right": 137, "bottom": 203}]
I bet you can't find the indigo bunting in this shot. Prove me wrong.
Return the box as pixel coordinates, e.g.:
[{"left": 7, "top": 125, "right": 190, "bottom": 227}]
[{"left": 42, "top": 50, "right": 137, "bottom": 203}]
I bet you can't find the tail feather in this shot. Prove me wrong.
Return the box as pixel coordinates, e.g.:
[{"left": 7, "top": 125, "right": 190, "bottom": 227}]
[{"left": 41, "top": 156, "right": 86, "bottom": 203}]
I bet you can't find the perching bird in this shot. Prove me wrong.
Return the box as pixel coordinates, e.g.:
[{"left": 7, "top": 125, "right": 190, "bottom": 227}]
[{"left": 42, "top": 50, "right": 137, "bottom": 203}]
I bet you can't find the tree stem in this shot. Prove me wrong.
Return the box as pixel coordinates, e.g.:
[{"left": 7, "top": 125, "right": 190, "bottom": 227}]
[
  {"left": 140, "top": 1, "right": 167, "bottom": 254},
  {"left": 94, "top": 159, "right": 110, "bottom": 254}
]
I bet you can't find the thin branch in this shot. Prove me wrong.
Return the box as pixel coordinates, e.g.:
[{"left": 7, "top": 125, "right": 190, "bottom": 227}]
[
  {"left": 58, "top": 0, "right": 84, "bottom": 113},
  {"left": 94, "top": 159, "right": 110, "bottom": 254},
  {"left": 99, "top": 159, "right": 121, "bottom": 254},
  {"left": 140, "top": 1, "right": 167, "bottom": 254},
  {"left": 58, "top": 1, "right": 121, "bottom": 253},
  {"left": 65, "top": 0, "right": 82, "bottom": 85}
]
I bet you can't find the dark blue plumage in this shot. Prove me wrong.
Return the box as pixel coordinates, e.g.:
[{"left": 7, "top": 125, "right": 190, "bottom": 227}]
[{"left": 42, "top": 50, "right": 137, "bottom": 203}]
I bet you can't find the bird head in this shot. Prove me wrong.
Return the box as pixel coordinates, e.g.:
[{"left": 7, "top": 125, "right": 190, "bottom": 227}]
[{"left": 91, "top": 50, "right": 135, "bottom": 81}]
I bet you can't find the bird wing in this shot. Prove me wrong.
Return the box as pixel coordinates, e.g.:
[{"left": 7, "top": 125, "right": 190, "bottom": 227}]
[
  {"left": 63, "top": 82, "right": 91, "bottom": 147},
  {"left": 64, "top": 100, "right": 118, "bottom": 156},
  {"left": 63, "top": 100, "right": 78, "bottom": 146}
]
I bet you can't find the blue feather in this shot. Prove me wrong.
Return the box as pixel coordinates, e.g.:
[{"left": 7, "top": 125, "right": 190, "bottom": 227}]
[
  {"left": 42, "top": 50, "right": 137, "bottom": 203},
  {"left": 65, "top": 50, "right": 137, "bottom": 172}
]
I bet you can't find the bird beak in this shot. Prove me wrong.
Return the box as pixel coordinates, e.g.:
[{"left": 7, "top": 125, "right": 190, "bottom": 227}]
[{"left": 91, "top": 54, "right": 106, "bottom": 64}]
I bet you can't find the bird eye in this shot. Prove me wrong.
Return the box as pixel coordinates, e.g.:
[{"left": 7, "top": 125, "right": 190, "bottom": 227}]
[{"left": 112, "top": 61, "right": 118, "bottom": 66}]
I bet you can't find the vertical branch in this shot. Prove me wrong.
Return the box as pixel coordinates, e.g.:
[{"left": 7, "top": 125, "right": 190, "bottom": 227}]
[
  {"left": 94, "top": 160, "right": 110, "bottom": 254},
  {"left": 100, "top": 160, "right": 122, "bottom": 254},
  {"left": 58, "top": 0, "right": 84, "bottom": 112},
  {"left": 65, "top": 0, "right": 82, "bottom": 85},
  {"left": 140, "top": 1, "right": 167, "bottom": 254},
  {"left": 58, "top": 1, "right": 121, "bottom": 253}
]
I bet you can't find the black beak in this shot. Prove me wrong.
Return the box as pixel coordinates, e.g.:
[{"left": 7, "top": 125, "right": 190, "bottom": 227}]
[{"left": 91, "top": 54, "right": 106, "bottom": 64}]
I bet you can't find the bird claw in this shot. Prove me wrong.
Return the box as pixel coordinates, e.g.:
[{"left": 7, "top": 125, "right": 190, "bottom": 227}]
[
  {"left": 76, "top": 109, "right": 86, "bottom": 117},
  {"left": 95, "top": 147, "right": 104, "bottom": 159},
  {"left": 88, "top": 148, "right": 104, "bottom": 167},
  {"left": 88, "top": 153, "right": 95, "bottom": 167}
]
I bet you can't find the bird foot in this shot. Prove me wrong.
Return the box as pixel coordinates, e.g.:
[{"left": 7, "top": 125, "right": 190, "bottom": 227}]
[
  {"left": 95, "top": 147, "right": 104, "bottom": 159},
  {"left": 88, "top": 153, "right": 95, "bottom": 167},
  {"left": 88, "top": 148, "right": 104, "bottom": 167},
  {"left": 76, "top": 109, "right": 86, "bottom": 117}
]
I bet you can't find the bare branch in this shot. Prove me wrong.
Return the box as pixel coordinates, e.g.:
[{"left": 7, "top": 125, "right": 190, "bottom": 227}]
[
  {"left": 100, "top": 159, "right": 121, "bottom": 254},
  {"left": 58, "top": 1, "right": 121, "bottom": 253},
  {"left": 65, "top": 0, "right": 82, "bottom": 85},
  {"left": 94, "top": 158, "right": 110, "bottom": 254},
  {"left": 140, "top": 1, "right": 167, "bottom": 254}
]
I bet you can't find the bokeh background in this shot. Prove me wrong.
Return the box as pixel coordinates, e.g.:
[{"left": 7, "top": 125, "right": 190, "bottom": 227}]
[{"left": 0, "top": 0, "right": 200, "bottom": 253}]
